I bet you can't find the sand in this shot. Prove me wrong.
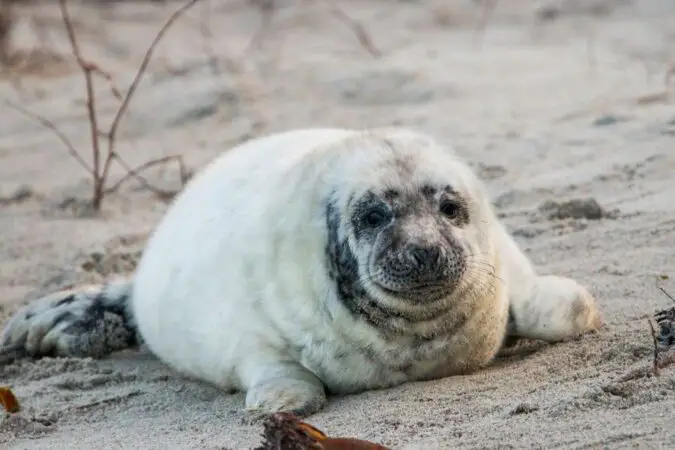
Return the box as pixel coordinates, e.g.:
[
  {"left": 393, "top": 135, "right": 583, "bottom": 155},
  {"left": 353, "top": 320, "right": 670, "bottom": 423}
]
[{"left": 1, "top": 0, "right": 674, "bottom": 448}]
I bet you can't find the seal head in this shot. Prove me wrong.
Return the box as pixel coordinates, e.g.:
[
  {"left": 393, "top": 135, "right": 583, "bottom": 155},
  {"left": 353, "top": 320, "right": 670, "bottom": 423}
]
[
  {"left": 355, "top": 185, "right": 468, "bottom": 300},
  {"left": 324, "top": 131, "right": 495, "bottom": 336}
]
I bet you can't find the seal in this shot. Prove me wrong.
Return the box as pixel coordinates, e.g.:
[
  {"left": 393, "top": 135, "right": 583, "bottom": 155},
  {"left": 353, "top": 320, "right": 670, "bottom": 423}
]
[{"left": 0, "top": 127, "right": 602, "bottom": 418}]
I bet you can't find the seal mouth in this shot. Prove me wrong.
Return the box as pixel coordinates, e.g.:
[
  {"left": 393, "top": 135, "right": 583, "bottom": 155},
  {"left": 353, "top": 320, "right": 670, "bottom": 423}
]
[
  {"left": 382, "top": 283, "right": 454, "bottom": 301},
  {"left": 366, "top": 268, "right": 455, "bottom": 302},
  {"left": 377, "top": 282, "right": 448, "bottom": 295}
]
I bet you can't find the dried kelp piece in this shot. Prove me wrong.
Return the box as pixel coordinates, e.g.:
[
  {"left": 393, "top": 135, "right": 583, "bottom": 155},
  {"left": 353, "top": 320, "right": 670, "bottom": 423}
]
[
  {"left": 254, "top": 412, "right": 323, "bottom": 450},
  {"left": 320, "top": 438, "right": 392, "bottom": 450},
  {"left": 254, "top": 412, "right": 390, "bottom": 450},
  {"left": 0, "top": 386, "right": 20, "bottom": 413}
]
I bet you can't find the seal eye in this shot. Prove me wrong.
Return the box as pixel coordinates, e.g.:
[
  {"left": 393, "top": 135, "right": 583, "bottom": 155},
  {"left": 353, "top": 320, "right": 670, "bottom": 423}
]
[
  {"left": 364, "top": 209, "right": 389, "bottom": 228},
  {"left": 440, "top": 200, "right": 461, "bottom": 219}
]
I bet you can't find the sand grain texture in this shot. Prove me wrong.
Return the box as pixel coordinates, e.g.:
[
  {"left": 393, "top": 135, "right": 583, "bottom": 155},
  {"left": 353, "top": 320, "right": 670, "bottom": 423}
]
[{"left": 1, "top": 1, "right": 675, "bottom": 448}]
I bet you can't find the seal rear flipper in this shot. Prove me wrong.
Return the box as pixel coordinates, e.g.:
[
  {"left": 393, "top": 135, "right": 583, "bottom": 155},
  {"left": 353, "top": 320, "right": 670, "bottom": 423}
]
[{"left": 0, "top": 279, "right": 140, "bottom": 364}]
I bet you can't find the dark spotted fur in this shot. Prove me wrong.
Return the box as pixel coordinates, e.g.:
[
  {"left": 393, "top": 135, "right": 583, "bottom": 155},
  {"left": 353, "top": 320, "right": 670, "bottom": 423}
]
[
  {"left": 325, "top": 197, "right": 390, "bottom": 326},
  {"left": 655, "top": 306, "right": 675, "bottom": 348},
  {"left": 0, "top": 282, "right": 141, "bottom": 363},
  {"left": 57, "top": 289, "right": 139, "bottom": 355}
]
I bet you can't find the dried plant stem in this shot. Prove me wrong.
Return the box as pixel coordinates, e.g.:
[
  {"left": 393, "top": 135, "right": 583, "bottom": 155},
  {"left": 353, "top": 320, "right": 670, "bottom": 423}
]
[
  {"left": 100, "top": 0, "right": 203, "bottom": 192},
  {"left": 4, "top": 98, "right": 188, "bottom": 202},
  {"left": 59, "top": 0, "right": 104, "bottom": 207},
  {"left": 328, "top": 5, "right": 381, "bottom": 58},
  {"left": 5, "top": 0, "right": 198, "bottom": 211},
  {"left": 245, "top": 1, "right": 380, "bottom": 58},
  {"left": 3, "top": 98, "right": 92, "bottom": 173},
  {"left": 657, "top": 285, "right": 675, "bottom": 303},
  {"left": 50, "top": 0, "right": 200, "bottom": 210},
  {"left": 648, "top": 319, "right": 660, "bottom": 376},
  {"left": 104, "top": 155, "right": 190, "bottom": 200}
]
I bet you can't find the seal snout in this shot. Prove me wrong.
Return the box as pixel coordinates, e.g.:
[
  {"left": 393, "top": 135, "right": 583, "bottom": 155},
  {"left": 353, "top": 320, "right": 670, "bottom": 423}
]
[
  {"left": 404, "top": 243, "right": 445, "bottom": 276},
  {"left": 377, "top": 240, "right": 457, "bottom": 294}
]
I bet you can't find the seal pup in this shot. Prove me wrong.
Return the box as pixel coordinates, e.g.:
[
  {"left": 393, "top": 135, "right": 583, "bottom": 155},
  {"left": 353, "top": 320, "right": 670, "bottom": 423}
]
[{"left": 0, "top": 127, "right": 602, "bottom": 418}]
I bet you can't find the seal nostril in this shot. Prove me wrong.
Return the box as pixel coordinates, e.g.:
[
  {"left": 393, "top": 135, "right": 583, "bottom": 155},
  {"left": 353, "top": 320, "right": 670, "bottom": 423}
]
[
  {"left": 409, "top": 248, "right": 424, "bottom": 267},
  {"left": 407, "top": 245, "right": 441, "bottom": 270}
]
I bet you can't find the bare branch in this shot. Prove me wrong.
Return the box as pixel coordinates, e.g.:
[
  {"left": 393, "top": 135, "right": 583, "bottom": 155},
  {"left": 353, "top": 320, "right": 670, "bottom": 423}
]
[
  {"left": 657, "top": 286, "right": 675, "bottom": 303},
  {"left": 648, "top": 319, "right": 661, "bottom": 376},
  {"left": 328, "top": 5, "right": 381, "bottom": 58},
  {"left": 90, "top": 63, "right": 123, "bottom": 101},
  {"left": 101, "top": 0, "right": 203, "bottom": 187},
  {"left": 52, "top": 0, "right": 202, "bottom": 211},
  {"left": 104, "top": 154, "right": 189, "bottom": 200},
  {"left": 59, "top": 0, "right": 103, "bottom": 207},
  {"left": 3, "top": 99, "right": 92, "bottom": 173}
]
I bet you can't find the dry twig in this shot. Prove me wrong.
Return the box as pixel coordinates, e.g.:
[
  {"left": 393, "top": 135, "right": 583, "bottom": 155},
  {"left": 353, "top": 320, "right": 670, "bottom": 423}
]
[
  {"left": 328, "top": 5, "right": 381, "bottom": 58},
  {"left": 648, "top": 319, "right": 660, "bottom": 376},
  {"left": 5, "top": 0, "right": 200, "bottom": 212},
  {"left": 657, "top": 285, "right": 675, "bottom": 303},
  {"left": 4, "top": 98, "right": 92, "bottom": 173},
  {"left": 58, "top": 0, "right": 105, "bottom": 207},
  {"left": 104, "top": 155, "right": 191, "bottom": 200},
  {"left": 62, "top": 0, "right": 200, "bottom": 209},
  {"left": 245, "top": 1, "right": 381, "bottom": 58},
  {"left": 94, "top": 0, "right": 201, "bottom": 203}
]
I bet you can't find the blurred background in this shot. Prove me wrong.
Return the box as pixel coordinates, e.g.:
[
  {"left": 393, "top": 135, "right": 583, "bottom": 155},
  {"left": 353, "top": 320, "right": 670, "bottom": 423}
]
[
  {"left": 1, "top": 2, "right": 675, "bottom": 449},
  {"left": 1, "top": 1, "right": 673, "bottom": 182}
]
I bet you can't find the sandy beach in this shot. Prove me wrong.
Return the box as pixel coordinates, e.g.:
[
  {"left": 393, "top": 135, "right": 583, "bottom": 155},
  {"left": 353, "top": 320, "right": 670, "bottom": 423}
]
[{"left": 1, "top": 0, "right": 675, "bottom": 448}]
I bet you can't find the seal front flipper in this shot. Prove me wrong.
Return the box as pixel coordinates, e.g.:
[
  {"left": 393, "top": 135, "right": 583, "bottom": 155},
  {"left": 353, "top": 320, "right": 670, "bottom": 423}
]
[
  {"left": 0, "top": 278, "right": 140, "bottom": 362},
  {"left": 242, "top": 359, "right": 327, "bottom": 422},
  {"left": 506, "top": 273, "right": 602, "bottom": 343}
]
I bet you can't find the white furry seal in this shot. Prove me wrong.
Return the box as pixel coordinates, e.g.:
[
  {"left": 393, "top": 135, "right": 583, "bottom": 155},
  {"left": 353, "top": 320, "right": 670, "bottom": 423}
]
[{"left": 0, "top": 127, "right": 602, "bottom": 418}]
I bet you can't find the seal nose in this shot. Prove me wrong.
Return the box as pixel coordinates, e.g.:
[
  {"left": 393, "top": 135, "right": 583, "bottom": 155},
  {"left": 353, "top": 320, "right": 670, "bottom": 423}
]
[{"left": 406, "top": 244, "right": 443, "bottom": 272}]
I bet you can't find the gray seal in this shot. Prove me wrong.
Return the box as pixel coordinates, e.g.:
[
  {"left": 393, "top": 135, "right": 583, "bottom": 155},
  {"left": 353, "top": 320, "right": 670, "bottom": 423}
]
[{"left": 0, "top": 127, "right": 602, "bottom": 419}]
